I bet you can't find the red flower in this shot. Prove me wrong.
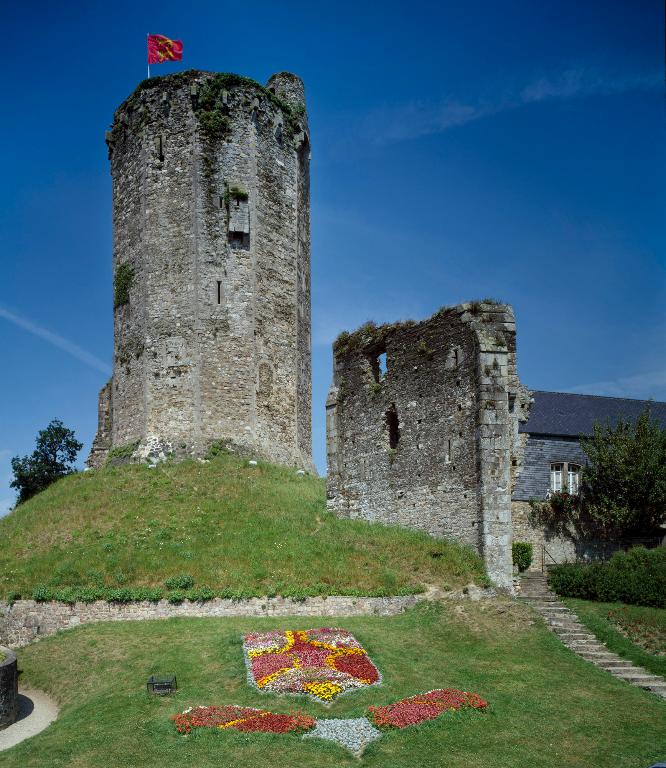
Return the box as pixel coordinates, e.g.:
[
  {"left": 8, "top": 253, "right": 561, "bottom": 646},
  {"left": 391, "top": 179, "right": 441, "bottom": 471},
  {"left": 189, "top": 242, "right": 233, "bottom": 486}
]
[{"left": 368, "top": 689, "right": 487, "bottom": 729}]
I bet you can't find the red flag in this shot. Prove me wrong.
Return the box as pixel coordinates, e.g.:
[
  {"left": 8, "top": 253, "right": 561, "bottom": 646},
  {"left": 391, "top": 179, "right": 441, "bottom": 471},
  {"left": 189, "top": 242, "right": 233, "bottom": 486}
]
[{"left": 147, "top": 34, "right": 183, "bottom": 65}]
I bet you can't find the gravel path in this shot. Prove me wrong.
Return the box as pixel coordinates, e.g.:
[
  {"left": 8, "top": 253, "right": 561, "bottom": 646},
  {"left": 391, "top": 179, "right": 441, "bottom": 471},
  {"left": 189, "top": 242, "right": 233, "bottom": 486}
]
[
  {"left": 303, "top": 717, "right": 382, "bottom": 756},
  {"left": 0, "top": 688, "right": 58, "bottom": 752}
]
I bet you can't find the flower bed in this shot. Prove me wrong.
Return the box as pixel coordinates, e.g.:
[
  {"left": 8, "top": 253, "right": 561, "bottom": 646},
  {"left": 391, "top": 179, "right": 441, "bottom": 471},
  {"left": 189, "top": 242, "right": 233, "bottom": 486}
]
[
  {"left": 367, "top": 688, "right": 487, "bottom": 729},
  {"left": 607, "top": 606, "right": 666, "bottom": 656},
  {"left": 171, "top": 705, "right": 315, "bottom": 734},
  {"left": 243, "top": 628, "right": 381, "bottom": 702}
]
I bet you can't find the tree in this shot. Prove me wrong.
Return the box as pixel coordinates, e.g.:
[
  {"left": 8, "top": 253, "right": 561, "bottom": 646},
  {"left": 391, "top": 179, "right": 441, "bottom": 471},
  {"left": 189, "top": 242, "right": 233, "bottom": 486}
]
[
  {"left": 10, "top": 419, "right": 83, "bottom": 505},
  {"left": 579, "top": 408, "right": 666, "bottom": 538},
  {"left": 530, "top": 408, "right": 666, "bottom": 540}
]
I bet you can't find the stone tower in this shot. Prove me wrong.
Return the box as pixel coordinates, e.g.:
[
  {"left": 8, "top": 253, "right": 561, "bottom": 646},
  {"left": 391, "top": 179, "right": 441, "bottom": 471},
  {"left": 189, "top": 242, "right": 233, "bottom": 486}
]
[
  {"left": 326, "top": 303, "right": 531, "bottom": 589},
  {"left": 88, "top": 70, "right": 313, "bottom": 469}
]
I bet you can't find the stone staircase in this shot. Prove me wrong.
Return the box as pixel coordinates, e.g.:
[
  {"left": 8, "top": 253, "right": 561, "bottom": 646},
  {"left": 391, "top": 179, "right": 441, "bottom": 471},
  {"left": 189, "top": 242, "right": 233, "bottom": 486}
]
[{"left": 518, "top": 572, "right": 666, "bottom": 700}]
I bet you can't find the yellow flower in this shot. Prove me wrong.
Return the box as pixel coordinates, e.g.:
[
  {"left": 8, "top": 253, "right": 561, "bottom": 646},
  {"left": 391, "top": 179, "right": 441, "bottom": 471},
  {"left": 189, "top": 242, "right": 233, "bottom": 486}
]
[{"left": 303, "top": 681, "right": 343, "bottom": 701}]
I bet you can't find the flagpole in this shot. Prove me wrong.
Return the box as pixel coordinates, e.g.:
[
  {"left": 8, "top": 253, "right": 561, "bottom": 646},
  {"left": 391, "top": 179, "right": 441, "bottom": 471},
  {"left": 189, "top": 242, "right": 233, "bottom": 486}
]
[{"left": 147, "top": 33, "right": 150, "bottom": 78}]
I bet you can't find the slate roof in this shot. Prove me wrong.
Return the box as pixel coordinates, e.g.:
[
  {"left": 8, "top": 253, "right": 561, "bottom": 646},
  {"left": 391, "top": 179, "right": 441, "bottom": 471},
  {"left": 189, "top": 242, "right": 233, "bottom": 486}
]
[{"left": 519, "top": 391, "right": 666, "bottom": 437}]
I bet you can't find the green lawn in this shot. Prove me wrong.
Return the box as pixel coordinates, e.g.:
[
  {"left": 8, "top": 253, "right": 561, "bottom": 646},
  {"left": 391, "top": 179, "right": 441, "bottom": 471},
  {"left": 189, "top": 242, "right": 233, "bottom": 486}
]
[
  {"left": 2, "top": 601, "right": 665, "bottom": 767},
  {"left": 0, "top": 454, "right": 484, "bottom": 600},
  {"left": 565, "top": 598, "right": 666, "bottom": 679}
]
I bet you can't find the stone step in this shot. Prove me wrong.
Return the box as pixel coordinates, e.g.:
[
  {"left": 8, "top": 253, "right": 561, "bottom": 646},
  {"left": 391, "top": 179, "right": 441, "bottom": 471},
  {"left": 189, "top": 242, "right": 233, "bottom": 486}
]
[
  {"left": 598, "top": 661, "right": 638, "bottom": 670},
  {"left": 521, "top": 591, "right": 666, "bottom": 700},
  {"left": 612, "top": 672, "right": 662, "bottom": 683},
  {"left": 579, "top": 651, "right": 617, "bottom": 661},
  {"left": 563, "top": 640, "right": 603, "bottom": 650},
  {"left": 556, "top": 631, "right": 596, "bottom": 640},
  {"left": 547, "top": 620, "right": 586, "bottom": 630}
]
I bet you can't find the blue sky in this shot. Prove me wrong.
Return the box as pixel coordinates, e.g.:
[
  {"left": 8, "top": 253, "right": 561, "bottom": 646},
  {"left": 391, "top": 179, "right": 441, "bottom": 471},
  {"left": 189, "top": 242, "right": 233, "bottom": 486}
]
[{"left": 1, "top": 0, "right": 664, "bottom": 514}]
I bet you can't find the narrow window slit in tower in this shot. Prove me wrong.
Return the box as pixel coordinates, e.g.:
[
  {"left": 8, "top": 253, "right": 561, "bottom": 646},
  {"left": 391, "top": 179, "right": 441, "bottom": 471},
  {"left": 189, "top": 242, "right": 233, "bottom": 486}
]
[
  {"left": 454, "top": 348, "right": 459, "bottom": 367},
  {"left": 445, "top": 439, "right": 452, "bottom": 463},
  {"left": 368, "top": 344, "right": 387, "bottom": 383},
  {"left": 385, "top": 404, "right": 400, "bottom": 449},
  {"left": 154, "top": 135, "right": 164, "bottom": 162},
  {"left": 216, "top": 281, "right": 222, "bottom": 304}
]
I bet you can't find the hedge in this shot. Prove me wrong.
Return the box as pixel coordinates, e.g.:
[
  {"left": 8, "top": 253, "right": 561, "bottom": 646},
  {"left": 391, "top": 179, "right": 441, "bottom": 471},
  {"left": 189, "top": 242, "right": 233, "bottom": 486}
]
[{"left": 548, "top": 546, "right": 666, "bottom": 608}]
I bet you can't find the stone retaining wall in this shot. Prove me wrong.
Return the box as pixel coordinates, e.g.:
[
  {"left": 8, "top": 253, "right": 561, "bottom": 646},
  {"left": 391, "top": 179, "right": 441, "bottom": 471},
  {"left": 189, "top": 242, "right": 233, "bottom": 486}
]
[
  {"left": 0, "top": 587, "right": 495, "bottom": 648},
  {"left": 0, "top": 647, "right": 18, "bottom": 729},
  {"left": 0, "top": 595, "right": 423, "bottom": 648}
]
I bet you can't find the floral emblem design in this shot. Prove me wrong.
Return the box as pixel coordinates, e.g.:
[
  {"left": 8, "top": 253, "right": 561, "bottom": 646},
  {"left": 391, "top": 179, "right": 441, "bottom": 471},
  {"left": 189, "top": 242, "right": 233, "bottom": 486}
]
[{"left": 242, "top": 628, "right": 381, "bottom": 702}]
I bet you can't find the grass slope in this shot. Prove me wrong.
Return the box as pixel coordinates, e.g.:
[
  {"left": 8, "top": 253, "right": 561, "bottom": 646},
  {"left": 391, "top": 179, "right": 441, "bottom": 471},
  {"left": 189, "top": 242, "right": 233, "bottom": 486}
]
[
  {"left": 565, "top": 599, "right": 666, "bottom": 679},
  {"left": 3, "top": 602, "right": 665, "bottom": 767},
  {"left": 0, "top": 454, "right": 484, "bottom": 599}
]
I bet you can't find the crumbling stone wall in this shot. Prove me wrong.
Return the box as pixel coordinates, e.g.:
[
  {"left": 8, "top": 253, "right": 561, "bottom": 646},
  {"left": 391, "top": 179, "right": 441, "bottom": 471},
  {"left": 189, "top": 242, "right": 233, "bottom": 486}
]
[
  {"left": 88, "top": 70, "right": 313, "bottom": 470},
  {"left": 326, "top": 302, "right": 530, "bottom": 589},
  {"left": 0, "top": 647, "right": 18, "bottom": 729},
  {"left": 511, "top": 501, "right": 577, "bottom": 571}
]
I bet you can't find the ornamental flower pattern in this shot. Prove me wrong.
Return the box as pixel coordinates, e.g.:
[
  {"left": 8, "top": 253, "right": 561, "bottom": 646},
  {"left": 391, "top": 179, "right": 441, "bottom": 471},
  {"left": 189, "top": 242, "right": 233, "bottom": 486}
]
[
  {"left": 367, "top": 688, "right": 488, "bottom": 729},
  {"left": 171, "top": 705, "right": 315, "bottom": 734},
  {"left": 243, "top": 628, "right": 381, "bottom": 702}
]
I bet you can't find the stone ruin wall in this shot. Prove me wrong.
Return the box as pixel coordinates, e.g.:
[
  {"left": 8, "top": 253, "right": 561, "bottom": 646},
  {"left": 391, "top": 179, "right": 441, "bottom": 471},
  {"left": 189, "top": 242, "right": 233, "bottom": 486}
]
[
  {"left": 326, "top": 303, "right": 530, "bottom": 589},
  {"left": 88, "top": 70, "right": 313, "bottom": 470}
]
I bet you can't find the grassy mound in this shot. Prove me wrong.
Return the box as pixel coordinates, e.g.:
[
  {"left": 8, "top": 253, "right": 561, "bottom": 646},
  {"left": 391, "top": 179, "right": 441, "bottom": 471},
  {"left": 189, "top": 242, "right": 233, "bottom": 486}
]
[
  {"left": 0, "top": 453, "right": 485, "bottom": 600},
  {"left": 3, "top": 602, "right": 665, "bottom": 767}
]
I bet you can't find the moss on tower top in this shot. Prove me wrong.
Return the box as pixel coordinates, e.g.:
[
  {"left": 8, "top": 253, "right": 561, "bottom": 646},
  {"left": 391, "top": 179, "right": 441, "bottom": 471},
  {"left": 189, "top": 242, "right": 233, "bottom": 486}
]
[{"left": 118, "top": 70, "right": 305, "bottom": 124}]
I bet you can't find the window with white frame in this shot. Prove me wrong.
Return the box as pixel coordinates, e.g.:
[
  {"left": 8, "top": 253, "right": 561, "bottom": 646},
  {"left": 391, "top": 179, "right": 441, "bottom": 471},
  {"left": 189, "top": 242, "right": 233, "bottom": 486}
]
[
  {"left": 550, "top": 461, "right": 581, "bottom": 494},
  {"left": 550, "top": 463, "right": 563, "bottom": 492},
  {"left": 568, "top": 464, "right": 581, "bottom": 494}
]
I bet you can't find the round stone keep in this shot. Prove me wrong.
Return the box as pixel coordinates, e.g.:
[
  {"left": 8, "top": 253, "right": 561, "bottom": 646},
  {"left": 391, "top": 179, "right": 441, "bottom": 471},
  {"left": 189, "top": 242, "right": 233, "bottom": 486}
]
[{"left": 0, "top": 646, "right": 18, "bottom": 729}]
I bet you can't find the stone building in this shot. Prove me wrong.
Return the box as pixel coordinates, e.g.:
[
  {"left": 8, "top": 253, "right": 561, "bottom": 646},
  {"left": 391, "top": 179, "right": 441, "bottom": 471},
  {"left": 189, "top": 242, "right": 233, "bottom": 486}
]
[
  {"left": 88, "top": 70, "right": 314, "bottom": 470},
  {"left": 326, "top": 302, "right": 531, "bottom": 589},
  {"left": 512, "top": 391, "right": 666, "bottom": 569}
]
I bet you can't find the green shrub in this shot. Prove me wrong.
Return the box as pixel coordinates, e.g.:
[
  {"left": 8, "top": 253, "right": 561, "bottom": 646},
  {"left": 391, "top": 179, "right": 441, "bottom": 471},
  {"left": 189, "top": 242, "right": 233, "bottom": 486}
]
[
  {"left": 53, "top": 587, "right": 78, "bottom": 605},
  {"left": 106, "top": 588, "right": 133, "bottom": 603},
  {"left": 113, "top": 263, "right": 135, "bottom": 308},
  {"left": 77, "top": 587, "right": 106, "bottom": 603},
  {"left": 165, "top": 574, "right": 194, "bottom": 590},
  {"left": 166, "top": 589, "right": 186, "bottom": 604},
  {"left": 6, "top": 590, "right": 21, "bottom": 605},
  {"left": 188, "top": 587, "right": 216, "bottom": 602},
  {"left": 548, "top": 546, "right": 666, "bottom": 608},
  {"left": 32, "top": 585, "right": 52, "bottom": 602},
  {"left": 126, "top": 587, "right": 161, "bottom": 602},
  {"left": 512, "top": 542, "right": 533, "bottom": 572}
]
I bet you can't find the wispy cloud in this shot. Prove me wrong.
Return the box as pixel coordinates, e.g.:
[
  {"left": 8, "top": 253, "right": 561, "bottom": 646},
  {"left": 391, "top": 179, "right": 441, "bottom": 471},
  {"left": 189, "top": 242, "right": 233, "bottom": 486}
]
[
  {"left": 566, "top": 368, "right": 666, "bottom": 401},
  {"left": 361, "top": 68, "right": 661, "bottom": 145},
  {"left": 0, "top": 304, "right": 111, "bottom": 375}
]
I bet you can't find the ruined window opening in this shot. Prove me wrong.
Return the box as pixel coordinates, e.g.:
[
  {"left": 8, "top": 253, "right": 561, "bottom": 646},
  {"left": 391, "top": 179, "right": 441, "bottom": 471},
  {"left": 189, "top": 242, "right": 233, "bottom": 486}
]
[
  {"left": 445, "top": 439, "right": 452, "bottom": 463},
  {"left": 385, "top": 404, "right": 400, "bottom": 449},
  {"left": 275, "top": 123, "right": 284, "bottom": 147},
  {"left": 508, "top": 394, "right": 516, "bottom": 413},
  {"left": 454, "top": 348, "right": 459, "bottom": 367},
  {"left": 368, "top": 345, "right": 387, "bottom": 383},
  {"left": 216, "top": 281, "right": 222, "bottom": 304},
  {"left": 229, "top": 231, "right": 250, "bottom": 250},
  {"left": 153, "top": 135, "right": 164, "bottom": 162}
]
